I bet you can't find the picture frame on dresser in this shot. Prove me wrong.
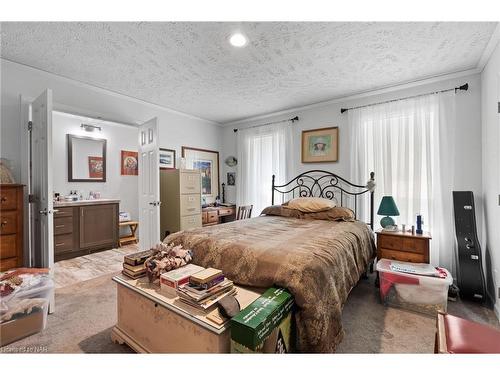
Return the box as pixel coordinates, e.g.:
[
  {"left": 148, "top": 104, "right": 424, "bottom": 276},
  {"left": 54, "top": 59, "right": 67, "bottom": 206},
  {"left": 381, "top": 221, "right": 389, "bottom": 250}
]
[{"left": 181, "top": 146, "right": 219, "bottom": 202}]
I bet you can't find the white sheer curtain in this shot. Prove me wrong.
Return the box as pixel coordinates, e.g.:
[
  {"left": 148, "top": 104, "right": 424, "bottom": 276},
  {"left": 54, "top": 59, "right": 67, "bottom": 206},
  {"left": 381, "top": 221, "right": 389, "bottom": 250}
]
[
  {"left": 349, "top": 92, "right": 456, "bottom": 270},
  {"left": 236, "top": 122, "right": 293, "bottom": 217}
]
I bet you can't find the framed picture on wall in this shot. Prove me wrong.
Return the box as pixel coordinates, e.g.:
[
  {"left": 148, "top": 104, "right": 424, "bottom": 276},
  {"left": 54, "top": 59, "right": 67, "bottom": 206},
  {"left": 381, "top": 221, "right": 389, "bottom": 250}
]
[
  {"left": 182, "top": 146, "right": 219, "bottom": 201},
  {"left": 227, "top": 172, "right": 236, "bottom": 186},
  {"left": 121, "top": 150, "right": 138, "bottom": 176},
  {"left": 88, "top": 156, "right": 104, "bottom": 178},
  {"left": 159, "top": 148, "right": 176, "bottom": 169},
  {"left": 301, "top": 126, "right": 339, "bottom": 163}
]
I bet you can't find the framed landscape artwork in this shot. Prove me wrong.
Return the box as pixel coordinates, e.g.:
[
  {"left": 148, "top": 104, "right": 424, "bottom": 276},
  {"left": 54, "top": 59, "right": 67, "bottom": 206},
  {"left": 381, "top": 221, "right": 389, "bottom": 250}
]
[
  {"left": 121, "top": 150, "right": 138, "bottom": 175},
  {"left": 301, "top": 126, "right": 339, "bottom": 163},
  {"left": 159, "top": 148, "right": 176, "bottom": 169},
  {"left": 182, "top": 146, "right": 219, "bottom": 201}
]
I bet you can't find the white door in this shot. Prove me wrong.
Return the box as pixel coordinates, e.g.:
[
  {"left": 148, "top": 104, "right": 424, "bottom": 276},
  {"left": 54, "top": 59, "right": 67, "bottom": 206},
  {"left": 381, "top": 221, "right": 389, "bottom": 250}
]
[
  {"left": 138, "top": 117, "right": 160, "bottom": 250},
  {"left": 30, "top": 90, "right": 55, "bottom": 308}
]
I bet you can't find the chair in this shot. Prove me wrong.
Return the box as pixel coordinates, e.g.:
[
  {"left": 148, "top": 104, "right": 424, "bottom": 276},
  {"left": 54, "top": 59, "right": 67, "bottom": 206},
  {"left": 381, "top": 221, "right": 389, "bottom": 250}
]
[
  {"left": 435, "top": 310, "right": 500, "bottom": 353},
  {"left": 236, "top": 205, "right": 253, "bottom": 220}
]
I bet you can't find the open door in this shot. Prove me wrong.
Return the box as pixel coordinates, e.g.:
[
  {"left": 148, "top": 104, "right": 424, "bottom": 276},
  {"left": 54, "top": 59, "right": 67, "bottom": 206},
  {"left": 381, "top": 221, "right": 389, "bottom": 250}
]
[
  {"left": 138, "top": 118, "right": 160, "bottom": 250},
  {"left": 30, "top": 89, "right": 55, "bottom": 309}
]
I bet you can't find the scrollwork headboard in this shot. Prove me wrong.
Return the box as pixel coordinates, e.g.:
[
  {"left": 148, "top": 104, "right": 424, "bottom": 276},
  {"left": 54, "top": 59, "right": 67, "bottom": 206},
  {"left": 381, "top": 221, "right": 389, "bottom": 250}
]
[{"left": 271, "top": 170, "right": 375, "bottom": 229}]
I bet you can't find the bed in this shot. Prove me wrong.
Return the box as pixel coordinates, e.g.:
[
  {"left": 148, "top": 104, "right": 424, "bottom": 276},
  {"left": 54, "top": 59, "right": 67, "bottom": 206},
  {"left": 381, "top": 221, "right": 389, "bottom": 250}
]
[{"left": 165, "top": 170, "right": 376, "bottom": 353}]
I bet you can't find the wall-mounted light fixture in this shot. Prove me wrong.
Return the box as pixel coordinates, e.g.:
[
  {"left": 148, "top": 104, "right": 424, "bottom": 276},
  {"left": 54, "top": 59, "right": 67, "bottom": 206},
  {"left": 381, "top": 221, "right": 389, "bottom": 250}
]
[{"left": 81, "top": 123, "right": 102, "bottom": 132}]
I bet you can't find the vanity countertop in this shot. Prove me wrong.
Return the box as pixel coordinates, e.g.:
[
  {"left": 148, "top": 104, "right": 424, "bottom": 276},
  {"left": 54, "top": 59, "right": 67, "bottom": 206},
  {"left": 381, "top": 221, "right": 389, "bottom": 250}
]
[{"left": 54, "top": 198, "right": 120, "bottom": 207}]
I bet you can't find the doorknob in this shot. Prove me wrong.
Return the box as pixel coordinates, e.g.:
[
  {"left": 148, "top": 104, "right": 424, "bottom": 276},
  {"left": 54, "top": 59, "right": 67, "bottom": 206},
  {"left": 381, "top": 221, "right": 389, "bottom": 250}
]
[{"left": 39, "top": 209, "right": 59, "bottom": 215}]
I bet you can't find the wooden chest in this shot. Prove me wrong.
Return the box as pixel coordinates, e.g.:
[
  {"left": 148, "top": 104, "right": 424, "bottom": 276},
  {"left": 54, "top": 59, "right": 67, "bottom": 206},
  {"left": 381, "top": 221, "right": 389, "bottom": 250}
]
[
  {"left": 0, "top": 184, "right": 24, "bottom": 271},
  {"left": 111, "top": 275, "right": 262, "bottom": 353}
]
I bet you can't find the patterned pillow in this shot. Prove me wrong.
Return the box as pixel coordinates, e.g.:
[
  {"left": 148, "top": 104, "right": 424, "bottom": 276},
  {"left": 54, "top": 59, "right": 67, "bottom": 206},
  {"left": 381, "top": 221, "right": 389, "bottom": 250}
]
[
  {"left": 283, "top": 197, "right": 336, "bottom": 212},
  {"left": 301, "top": 207, "right": 355, "bottom": 222},
  {"left": 261, "top": 205, "right": 355, "bottom": 222},
  {"left": 260, "top": 205, "right": 302, "bottom": 218}
]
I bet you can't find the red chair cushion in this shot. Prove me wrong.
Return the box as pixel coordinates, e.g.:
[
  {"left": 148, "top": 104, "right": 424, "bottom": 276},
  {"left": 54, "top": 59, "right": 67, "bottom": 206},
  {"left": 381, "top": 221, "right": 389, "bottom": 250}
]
[{"left": 444, "top": 313, "right": 500, "bottom": 353}]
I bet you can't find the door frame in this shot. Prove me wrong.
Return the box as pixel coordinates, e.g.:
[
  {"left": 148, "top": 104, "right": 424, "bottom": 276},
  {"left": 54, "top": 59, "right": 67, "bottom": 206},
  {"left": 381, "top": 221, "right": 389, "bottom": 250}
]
[{"left": 20, "top": 101, "right": 143, "bottom": 264}]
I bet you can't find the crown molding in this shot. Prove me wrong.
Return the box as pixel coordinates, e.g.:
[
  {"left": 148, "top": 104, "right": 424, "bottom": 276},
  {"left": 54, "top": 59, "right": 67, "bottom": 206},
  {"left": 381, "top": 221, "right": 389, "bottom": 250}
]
[
  {"left": 223, "top": 68, "right": 480, "bottom": 126},
  {"left": 0, "top": 57, "right": 222, "bottom": 126},
  {"left": 477, "top": 23, "right": 500, "bottom": 71}
]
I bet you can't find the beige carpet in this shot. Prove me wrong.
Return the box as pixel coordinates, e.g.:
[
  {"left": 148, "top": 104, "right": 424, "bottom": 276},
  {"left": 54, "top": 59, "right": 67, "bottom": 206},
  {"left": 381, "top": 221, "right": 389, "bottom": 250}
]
[{"left": 3, "top": 272, "right": 498, "bottom": 353}]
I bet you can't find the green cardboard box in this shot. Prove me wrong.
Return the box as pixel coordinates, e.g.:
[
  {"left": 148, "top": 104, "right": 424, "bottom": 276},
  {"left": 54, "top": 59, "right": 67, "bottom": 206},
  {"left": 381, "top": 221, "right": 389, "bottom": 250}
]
[{"left": 230, "top": 287, "right": 294, "bottom": 353}]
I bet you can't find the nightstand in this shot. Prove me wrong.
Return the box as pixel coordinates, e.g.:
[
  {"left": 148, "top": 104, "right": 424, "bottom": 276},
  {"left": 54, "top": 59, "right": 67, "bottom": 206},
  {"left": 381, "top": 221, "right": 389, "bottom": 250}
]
[{"left": 376, "top": 229, "right": 431, "bottom": 263}]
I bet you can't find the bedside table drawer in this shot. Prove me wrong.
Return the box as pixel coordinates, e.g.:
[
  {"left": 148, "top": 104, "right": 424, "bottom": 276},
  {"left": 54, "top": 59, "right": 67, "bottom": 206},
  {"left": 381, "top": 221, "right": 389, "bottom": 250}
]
[
  {"left": 380, "top": 248, "right": 426, "bottom": 263},
  {"left": 402, "top": 238, "right": 427, "bottom": 254},
  {"left": 377, "top": 235, "right": 403, "bottom": 250}
]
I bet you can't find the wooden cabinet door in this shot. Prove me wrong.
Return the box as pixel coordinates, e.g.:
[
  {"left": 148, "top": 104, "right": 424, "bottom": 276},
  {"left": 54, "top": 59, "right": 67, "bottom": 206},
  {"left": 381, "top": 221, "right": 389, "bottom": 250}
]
[{"left": 79, "top": 204, "right": 118, "bottom": 249}]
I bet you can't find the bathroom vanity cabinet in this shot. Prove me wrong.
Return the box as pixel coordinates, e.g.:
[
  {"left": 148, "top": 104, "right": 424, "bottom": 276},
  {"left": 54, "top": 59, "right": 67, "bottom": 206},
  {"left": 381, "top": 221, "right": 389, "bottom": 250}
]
[{"left": 53, "top": 199, "right": 119, "bottom": 261}]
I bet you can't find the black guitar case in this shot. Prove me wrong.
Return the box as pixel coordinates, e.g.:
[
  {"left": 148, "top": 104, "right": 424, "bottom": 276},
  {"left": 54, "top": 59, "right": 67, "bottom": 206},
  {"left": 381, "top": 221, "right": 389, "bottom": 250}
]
[{"left": 452, "top": 191, "right": 486, "bottom": 302}]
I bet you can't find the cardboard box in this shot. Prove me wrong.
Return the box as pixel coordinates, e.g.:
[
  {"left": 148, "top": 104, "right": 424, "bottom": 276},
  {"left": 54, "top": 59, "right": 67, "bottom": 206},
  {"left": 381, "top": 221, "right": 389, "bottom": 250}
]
[{"left": 230, "top": 287, "right": 294, "bottom": 353}]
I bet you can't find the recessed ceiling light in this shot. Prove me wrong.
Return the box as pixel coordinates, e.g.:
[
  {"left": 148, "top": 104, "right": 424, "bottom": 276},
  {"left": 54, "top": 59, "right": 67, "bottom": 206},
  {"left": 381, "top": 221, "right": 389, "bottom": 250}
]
[{"left": 229, "top": 33, "right": 247, "bottom": 48}]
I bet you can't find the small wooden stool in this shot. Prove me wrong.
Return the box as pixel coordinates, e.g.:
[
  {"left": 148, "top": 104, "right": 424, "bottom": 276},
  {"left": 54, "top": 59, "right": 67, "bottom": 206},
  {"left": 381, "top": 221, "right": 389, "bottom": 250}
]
[
  {"left": 435, "top": 310, "right": 500, "bottom": 353},
  {"left": 119, "top": 221, "right": 139, "bottom": 247}
]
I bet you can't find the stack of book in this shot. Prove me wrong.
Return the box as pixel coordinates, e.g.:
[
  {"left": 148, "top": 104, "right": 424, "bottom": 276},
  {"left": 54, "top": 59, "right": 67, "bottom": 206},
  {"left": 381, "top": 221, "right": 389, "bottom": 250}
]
[
  {"left": 122, "top": 249, "right": 153, "bottom": 279},
  {"left": 160, "top": 263, "right": 204, "bottom": 296},
  {"left": 177, "top": 268, "right": 236, "bottom": 311}
]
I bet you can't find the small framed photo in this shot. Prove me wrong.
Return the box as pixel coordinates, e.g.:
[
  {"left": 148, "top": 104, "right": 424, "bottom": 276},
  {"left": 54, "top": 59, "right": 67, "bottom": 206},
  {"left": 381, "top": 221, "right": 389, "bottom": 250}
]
[
  {"left": 227, "top": 172, "right": 236, "bottom": 186},
  {"left": 301, "top": 126, "right": 339, "bottom": 163},
  {"left": 159, "top": 148, "right": 176, "bottom": 169},
  {"left": 121, "top": 150, "right": 138, "bottom": 176}
]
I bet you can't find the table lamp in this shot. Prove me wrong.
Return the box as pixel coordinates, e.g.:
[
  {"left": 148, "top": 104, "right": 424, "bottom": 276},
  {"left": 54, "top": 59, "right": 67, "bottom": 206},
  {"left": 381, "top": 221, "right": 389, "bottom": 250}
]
[{"left": 377, "top": 196, "right": 400, "bottom": 228}]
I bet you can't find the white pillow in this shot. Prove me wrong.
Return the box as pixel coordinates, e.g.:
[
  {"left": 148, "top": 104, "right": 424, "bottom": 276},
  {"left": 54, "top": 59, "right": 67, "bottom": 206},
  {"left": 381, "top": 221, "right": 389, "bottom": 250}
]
[{"left": 284, "top": 197, "right": 336, "bottom": 213}]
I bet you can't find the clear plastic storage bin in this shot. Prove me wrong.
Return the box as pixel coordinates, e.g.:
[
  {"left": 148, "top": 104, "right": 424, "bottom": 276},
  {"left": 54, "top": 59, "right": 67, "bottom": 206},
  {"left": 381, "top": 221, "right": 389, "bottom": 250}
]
[
  {"left": 376, "top": 259, "right": 452, "bottom": 316},
  {"left": 0, "top": 275, "right": 53, "bottom": 347}
]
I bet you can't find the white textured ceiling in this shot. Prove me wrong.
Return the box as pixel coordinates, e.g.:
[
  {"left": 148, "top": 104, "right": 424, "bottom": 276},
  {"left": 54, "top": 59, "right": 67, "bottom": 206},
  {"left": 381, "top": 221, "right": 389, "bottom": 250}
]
[{"left": 0, "top": 22, "right": 497, "bottom": 123}]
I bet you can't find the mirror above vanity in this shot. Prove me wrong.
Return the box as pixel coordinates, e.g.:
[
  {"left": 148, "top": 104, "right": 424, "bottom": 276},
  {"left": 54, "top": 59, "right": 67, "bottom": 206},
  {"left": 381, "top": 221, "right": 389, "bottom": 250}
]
[{"left": 67, "top": 134, "right": 107, "bottom": 182}]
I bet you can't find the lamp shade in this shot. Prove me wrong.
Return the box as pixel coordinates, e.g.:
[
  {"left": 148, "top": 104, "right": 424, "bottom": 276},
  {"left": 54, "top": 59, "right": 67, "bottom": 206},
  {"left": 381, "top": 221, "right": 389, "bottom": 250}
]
[{"left": 377, "top": 196, "right": 400, "bottom": 216}]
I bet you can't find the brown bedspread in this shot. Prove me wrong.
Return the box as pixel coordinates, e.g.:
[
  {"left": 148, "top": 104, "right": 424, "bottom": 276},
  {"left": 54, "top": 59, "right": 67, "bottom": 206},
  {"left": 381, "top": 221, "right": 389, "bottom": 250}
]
[{"left": 165, "top": 215, "right": 376, "bottom": 352}]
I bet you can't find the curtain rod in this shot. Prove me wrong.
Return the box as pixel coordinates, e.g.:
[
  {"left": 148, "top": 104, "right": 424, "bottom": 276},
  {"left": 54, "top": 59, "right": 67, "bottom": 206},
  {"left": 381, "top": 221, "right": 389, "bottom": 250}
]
[
  {"left": 233, "top": 116, "right": 299, "bottom": 133},
  {"left": 340, "top": 83, "right": 469, "bottom": 114}
]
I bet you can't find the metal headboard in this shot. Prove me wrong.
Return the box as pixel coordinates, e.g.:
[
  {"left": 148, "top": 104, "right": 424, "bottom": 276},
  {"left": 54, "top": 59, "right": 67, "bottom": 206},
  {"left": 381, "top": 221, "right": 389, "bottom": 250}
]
[{"left": 271, "top": 170, "right": 375, "bottom": 229}]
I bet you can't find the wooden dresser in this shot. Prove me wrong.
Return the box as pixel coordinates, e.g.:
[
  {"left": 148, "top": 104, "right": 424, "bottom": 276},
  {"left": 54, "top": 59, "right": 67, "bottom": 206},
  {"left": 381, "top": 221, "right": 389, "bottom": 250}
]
[
  {"left": 0, "top": 184, "right": 24, "bottom": 271},
  {"left": 376, "top": 229, "right": 431, "bottom": 264},
  {"left": 160, "top": 169, "right": 202, "bottom": 237},
  {"left": 202, "top": 206, "right": 236, "bottom": 226},
  {"left": 53, "top": 200, "right": 119, "bottom": 261}
]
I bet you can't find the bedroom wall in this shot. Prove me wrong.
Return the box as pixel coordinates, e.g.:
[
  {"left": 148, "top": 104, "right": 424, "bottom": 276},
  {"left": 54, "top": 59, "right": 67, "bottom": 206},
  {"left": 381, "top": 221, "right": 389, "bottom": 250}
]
[
  {"left": 0, "top": 58, "right": 224, "bottom": 185},
  {"left": 222, "top": 73, "right": 483, "bottom": 268},
  {"left": 481, "top": 40, "right": 500, "bottom": 318}
]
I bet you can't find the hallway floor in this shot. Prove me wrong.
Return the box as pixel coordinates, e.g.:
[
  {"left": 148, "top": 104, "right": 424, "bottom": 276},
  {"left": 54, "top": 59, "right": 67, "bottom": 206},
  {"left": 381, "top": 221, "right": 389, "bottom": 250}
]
[{"left": 53, "top": 244, "right": 139, "bottom": 289}]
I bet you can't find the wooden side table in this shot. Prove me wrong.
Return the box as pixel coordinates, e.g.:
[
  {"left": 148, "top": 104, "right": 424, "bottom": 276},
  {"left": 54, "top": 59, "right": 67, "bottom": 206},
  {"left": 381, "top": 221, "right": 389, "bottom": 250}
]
[
  {"left": 376, "top": 229, "right": 431, "bottom": 263},
  {"left": 119, "top": 221, "right": 139, "bottom": 247},
  {"left": 201, "top": 205, "right": 236, "bottom": 226}
]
